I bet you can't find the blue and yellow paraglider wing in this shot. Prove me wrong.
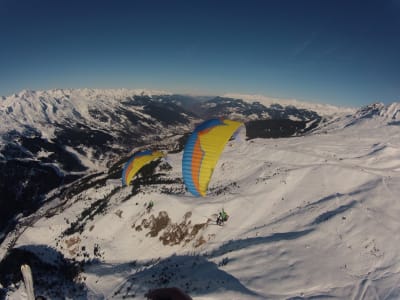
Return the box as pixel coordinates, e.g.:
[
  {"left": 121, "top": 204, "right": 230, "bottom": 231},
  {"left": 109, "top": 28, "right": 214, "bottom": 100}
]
[
  {"left": 122, "top": 150, "right": 164, "bottom": 186},
  {"left": 182, "top": 119, "right": 244, "bottom": 197}
]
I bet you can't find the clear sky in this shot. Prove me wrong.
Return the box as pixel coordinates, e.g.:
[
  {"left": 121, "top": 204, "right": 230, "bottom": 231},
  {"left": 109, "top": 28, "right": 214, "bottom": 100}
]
[{"left": 0, "top": 0, "right": 399, "bottom": 106}]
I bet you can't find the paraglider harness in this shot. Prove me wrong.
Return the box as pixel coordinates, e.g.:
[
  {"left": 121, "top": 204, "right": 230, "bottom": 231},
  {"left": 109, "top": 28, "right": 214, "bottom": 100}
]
[
  {"left": 146, "top": 200, "right": 154, "bottom": 212},
  {"left": 216, "top": 209, "right": 229, "bottom": 226}
]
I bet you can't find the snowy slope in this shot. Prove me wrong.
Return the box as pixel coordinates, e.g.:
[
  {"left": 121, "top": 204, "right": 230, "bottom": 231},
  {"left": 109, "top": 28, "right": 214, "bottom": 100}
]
[
  {"left": 0, "top": 89, "right": 202, "bottom": 242},
  {"left": 0, "top": 88, "right": 182, "bottom": 143},
  {"left": 0, "top": 88, "right": 327, "bottom": 251},
  {"left": 315, "top": 102, "right": 400, "bottom": 133},
  {"left": 1, "top": 103, "right": 400, "bottom": 299}
]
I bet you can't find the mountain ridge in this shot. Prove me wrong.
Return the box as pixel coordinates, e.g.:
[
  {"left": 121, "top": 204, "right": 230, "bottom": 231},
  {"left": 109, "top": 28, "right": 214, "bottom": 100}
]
[
  {"left": 1, "top": 89, "right": 400, "bottom": 299},
  {"left": 1, "top": 103, "right": 399, "bottom": 299},
  {"left": 223, "top": 92, "right": 356, "bottom": 117},
  {"left": 0, "top": 89, "right": 329, "bottom": 247}
]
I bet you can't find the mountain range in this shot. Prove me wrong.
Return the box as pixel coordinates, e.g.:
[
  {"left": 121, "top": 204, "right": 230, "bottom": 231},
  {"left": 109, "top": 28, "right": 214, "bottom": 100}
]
[
  {"left": 0, "top": 89, "right": 399, "bottom": 299},
  {"left": 0, "top": 89, "right": 334, "bottom": 241}
]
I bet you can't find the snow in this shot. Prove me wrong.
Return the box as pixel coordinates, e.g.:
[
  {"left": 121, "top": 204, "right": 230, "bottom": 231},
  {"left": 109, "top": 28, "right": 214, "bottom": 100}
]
[
  {"left": 1, "top": 91, "right": 400, "bottom": 299},
  {"left": 65, "top": 146, "right": 107, "bottom": 172},
  {"left": 223, "top": 93, "right": 356, "bottom": 117},
  {"left": 1, "top": 105, "right": 400, "bottom": 299},
  {"left": 0, "top": 88, "right": 170, "bottom": 138},
  {"left": 383, "top": 102, "right": 400, "bottom": 120}
]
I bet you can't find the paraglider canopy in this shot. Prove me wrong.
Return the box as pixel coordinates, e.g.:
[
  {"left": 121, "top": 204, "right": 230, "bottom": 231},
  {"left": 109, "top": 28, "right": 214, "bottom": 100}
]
[
  {"left": 182, "top": 118, "right": 244, "bottom": 197},
  {"left": 121, "top": 150, "right": 165, "bottom": 186}
]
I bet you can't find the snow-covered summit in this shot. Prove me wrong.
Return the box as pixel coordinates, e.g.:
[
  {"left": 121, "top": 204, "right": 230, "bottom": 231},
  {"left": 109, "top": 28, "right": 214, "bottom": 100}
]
[
  {"left": 223, "top": 93, "right": 356, "bottom": 117},
  {"left": 0, "top": 88, "right": 174, "bottom": 138},
  {"left": 353, "top": 102, "right": 386, "bottom": 118},
  {"left": 1, "top": 88, "right": 171, "bottom": 103},
  {"left": 379, "top": 102, "right": 400, "bottom": 121},
  {"left": 349, "top": 102, "right": 400, "bottom": 125},
  {"left": 313, "top": 101, "right": 400, "bottom": 133},
  {"left": 1, "top": 88, "right": 345, "bottom": 140},
  {"left": 342, "top": 102, "right": 400, "bottom": 122}
]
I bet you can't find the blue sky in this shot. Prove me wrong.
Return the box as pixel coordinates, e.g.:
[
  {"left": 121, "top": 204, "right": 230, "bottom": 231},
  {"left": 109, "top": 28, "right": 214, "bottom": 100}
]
[{"left": 0, "top": 0, "right": 399, "bottom": 106}]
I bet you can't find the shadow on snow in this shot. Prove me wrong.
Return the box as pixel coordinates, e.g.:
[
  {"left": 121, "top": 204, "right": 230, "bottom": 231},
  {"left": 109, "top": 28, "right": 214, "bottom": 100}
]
[
  {"left": 0, "top": 244, "right": 88, "bottom": 299},
  {"left": 84, "top": 254, "right": 261, "bottom": 299}
]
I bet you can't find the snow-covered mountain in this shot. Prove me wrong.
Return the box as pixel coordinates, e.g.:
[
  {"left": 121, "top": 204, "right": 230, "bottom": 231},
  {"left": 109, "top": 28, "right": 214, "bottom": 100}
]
[
  {"left": 223, "top": 93, "right": 355, "bottom": 117},
  {"left": 350, "top": 102, "right": 400, "bottom": 124},
  {"left": 0, "top": 98, "right": 399, "bottom": 299},
  {"left": 0, "top": 89, "right": 332, "bottom": 167},
  {"left": 0, "top": 89, "right": 203, "bottom": 241},
  {"left": 314, "top": 102, "right": 400, "bottom": 133},
  {"left": 2, "top": 89, "right": 399, "bottom": 299},
  {"left": 0, "top": 89, "right": 330, "bottom": 243}
]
